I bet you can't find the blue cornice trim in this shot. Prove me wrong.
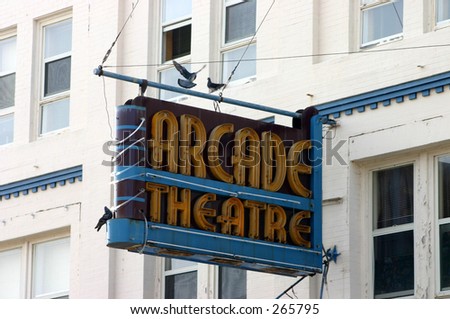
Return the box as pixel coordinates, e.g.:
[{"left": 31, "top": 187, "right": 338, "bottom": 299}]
[
  {"left": 0, "top": 165, "right": 83, "bottom": 201},
  {"left": 315, "top": 71, "right": 450, "bottom": 118}
]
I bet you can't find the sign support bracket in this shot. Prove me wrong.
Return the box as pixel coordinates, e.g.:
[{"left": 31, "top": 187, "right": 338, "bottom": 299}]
[{"left": 94, "top": 66, "right": 302, "bottom": 119}]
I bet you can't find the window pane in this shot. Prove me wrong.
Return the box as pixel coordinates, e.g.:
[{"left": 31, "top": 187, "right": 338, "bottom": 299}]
[
  {"left": 163, "top": 24, "right": 191, "bottom": 62},
  {"left": 374, "top": 230, "right": 414, "bottom": 298},
  {"left": 225, "top": 0, "right": 256, "bottom": 43},
  {"left": 44, "top": 56, "right": 71, "bottom": 96},
  {"left": 0, "top": 36, "right": 16, "bottom": 74},
  {"left": 373, "top": 165, "right": 413, "bottom": 229},
  {"left": 41, "top": 98, "right": 70, "bottom": 134},
  {"left": 163, "top": 0, "right": 192, "bottom": 23},
  {"left": 222, "top": 44, "right": 256, "bottom": 82},
  {"left": 361, "top": 1, "right": 403, "bottom": 45},
  {"left": 165, "top": 271, "right": 197, "bottom": 299},
  {"left": 440, "top": 224, "right": 450, "bottom": 291},
  {"left": 219, "top": 267, "right": 246, "bottom": 299},
  {"left": 32, "top": 238, "right": 70, "bottom": 298},
  {"left": 0, "top": 113, "right": 14, "bottom": 145},
  {"left": 436, "top": 0, "right": 450, "bottom": 23},
  {"left": 439, "top": 156, "right": 450, "bottom": 219},
  {"left": 44, "top": 19, "right": 72, "bottom": 59},
  {"left": 0, "top": 248, "right": 21, "bottom": 298},
  {"left": 0, "top": 73, "right": 15, "bottom": 108},
  {"left": 165, "top": 258, "right": 196, "bottom": 271}
]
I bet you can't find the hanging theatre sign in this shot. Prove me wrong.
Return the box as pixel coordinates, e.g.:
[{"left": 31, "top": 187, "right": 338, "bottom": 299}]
[{"left": 107, "top": 96, "right": 323, "bottom": 276}]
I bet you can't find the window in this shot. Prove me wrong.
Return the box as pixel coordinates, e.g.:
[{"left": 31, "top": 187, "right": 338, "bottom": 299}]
[
  {"left": 372, "top": 164, "right": 414, "bottom": 298},
  {"left": 40, "top": 18, "right": 72, "bottom": 135},
  {"left": 436, "top": 0, "right": 450, "bottom": 25},
  {"left": 0, "top": 237, "right": 70, "bottom": 299},
  {"left": 162, "top": 0, "right": 192, "bottom": 62},
  {"left": 164, "top": 258, "right": 197, "bottom": 299},
  {"left": 0, "top": 35, "right": 16, "bottom": 145},
  {"left": 159, "top": 65, "right": 192, "bottom": 101},
  {"left": 361, "top": 0, "right": 403, "bottom": 47},
  {"left": 222, "top": 0, "right": 257, "bottom": 83},
  {"left": 32, "top": 237, "right": 70, "bottom": 299},
  {"left": 0, "top": 248, "right": 21, "bottom": 298},
  {"left": 218, "top": 267, "right": 246, "bottom": 298},
  {"left": 438, "top": 155, "right": 450, "bottom": 291}
]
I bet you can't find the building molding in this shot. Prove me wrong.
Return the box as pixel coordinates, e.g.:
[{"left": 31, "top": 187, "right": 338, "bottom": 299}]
[
  {"left": 315, "top": 71, "right": 450, "bottom": 118},
  {"left": 0, "top": 165, "right": 82, "bottom": 201}
]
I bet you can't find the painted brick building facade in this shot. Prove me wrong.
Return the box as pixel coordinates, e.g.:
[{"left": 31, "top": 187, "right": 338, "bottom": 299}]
[{"left": 1, "top": 0, "right": 450, "bottom": 298}]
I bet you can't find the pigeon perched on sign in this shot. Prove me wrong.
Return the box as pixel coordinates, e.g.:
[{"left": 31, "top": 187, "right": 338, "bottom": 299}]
[
  {"left": 207, "top": 77, "right": 225, "bottom": 93},
  {"left": 173, "top": 60, "right": 206, "bottom": 89},
  {"left": 94, "top": 206, "right": 114, "bottom": 232}
]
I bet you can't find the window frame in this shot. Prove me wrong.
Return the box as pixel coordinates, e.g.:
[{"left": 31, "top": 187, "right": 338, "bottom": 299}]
[
  {"left": 162, "top": 258, "right": 198, "bottom": 299},
  {"left": 38, "top": 14, "right": 72, "bottom": 136},
  {"left": 0, "top": 246, "right": 23, "bottom": 298},
  {"left": 158, "top": 0, "right": 192, "bottom": 102},
  {"left": 221, "top": 0, "right": 257, "bottom": 85},
  {"left": 0, "top": 31, "right": 17, "bottom": 146},
  {"left": 0, "top": 234, "right": 70, "bottom": 299},
  {"left": 370, "top": 162, "right": 416, "bottom": 299},
  {"left": 435, "top": 154, "right": 450, "bottom": 295},
  {"left": 435, "top": 0, "right": 450, "bottom": 27},
  {"left": 160, "top": 0, "right": 192, "bottom": 63},
  {"left": 360, "top": 0, "right": 404, "bottom": 48}
]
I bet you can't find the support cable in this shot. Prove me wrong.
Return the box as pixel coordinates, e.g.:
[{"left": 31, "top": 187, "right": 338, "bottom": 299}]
[{"left": 275, "top": 275, "right": 308, "bottom": 299}]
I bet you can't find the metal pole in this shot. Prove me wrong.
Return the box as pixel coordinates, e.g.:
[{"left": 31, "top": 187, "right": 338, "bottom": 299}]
[{"left": 94, "top": 66, "right": 302, "bottom": 119}]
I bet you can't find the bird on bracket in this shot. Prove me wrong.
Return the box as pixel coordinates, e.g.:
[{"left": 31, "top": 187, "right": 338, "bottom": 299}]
[
  {"left": 173, "top": 60, "right": 206, "bottom": 89},
  {"left": 94, "top": 206, "right": 114, "bottom": 232},
  {"left": 207, "top": 77, "right": 225, "bottom": 93}
]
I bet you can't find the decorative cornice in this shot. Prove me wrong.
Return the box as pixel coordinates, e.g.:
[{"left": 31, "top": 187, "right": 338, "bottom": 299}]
[
  {"left": 314, "top": 71, "right": 450, "bottom": 118},
  {"left": 0, "top": 165, "right": 82, "bottom": 201}
]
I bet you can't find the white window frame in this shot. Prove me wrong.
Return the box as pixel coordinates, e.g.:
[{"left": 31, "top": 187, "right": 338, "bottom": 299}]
[
  {"left": 0, "top": 246, "right": 23, "bottom": 298},
  {"left": 162, "top": 258, "right": 198, "bottom": 299},
  {"left": 435, "top": 154, "right": 450, "bottom": 295},
  {"left": 160, "top": 0, "right": 192, "bottom": 63},
  {"left": 221, "top": 0, "right": 257, "bottom": 85},
  {"left": 0, "top": 31, "right": 16, "bottom": 146},
  {"left": 158, "top": 0, "right": 192, "bottom": 102},
  {"left": 0, "top": 235, "right": 70, "bottom": 299},
  {"left": 435, "top": 0, "right": 450, "bottom": 27},
  {"left": 370, "top": 161, "right": 416, "bottom": 299},
  {"left": 38, "top": 14, "right": 72, "bottom": 136},
  {"left": 360, "top": 0, "right": 404, "bottom": 48}
]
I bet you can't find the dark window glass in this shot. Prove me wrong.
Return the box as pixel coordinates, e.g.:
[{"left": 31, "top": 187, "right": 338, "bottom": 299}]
[
  {"left": 0, "top": 73, "right": 15, "bottom": 108},
  {"left": 439, "top": 158, "right": 450, "bottom": 219},
  {"left": 219, "top": 267, "right": 246, "bottom": 299},
  {"left": 44, "top": 56, "right": 71, "bottom": 96},
  {"left": 373, "top": 165, "right": 414, "bottom": 229},
  {"left": 225, "top": 0, "right": 256, "bottom": 43},
  {"left": 165, "top": 271, "right": 197, "bottom": 299},
  {"left": 374, "top": 230, "right": 414, "bottom": 298},
  {"left": 440, "top": 224, "right": 450, "bottom": 291},
  {"left": 163, "top": 24, "right": 191, "bottom": 62}
]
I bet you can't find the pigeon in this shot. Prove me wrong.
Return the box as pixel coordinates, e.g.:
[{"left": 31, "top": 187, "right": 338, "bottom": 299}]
[
  {"left": 173, "top": 60, "right": 206, "bottom": 88},
  {"left": 94, "top": 206, "right": 114, "bottom": 232},
  {"left": 178, "top": 78, "right": 197, "bottom": 89},
  {"left": 207, "top": 77, "right": 225, "bottom": 93}
]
